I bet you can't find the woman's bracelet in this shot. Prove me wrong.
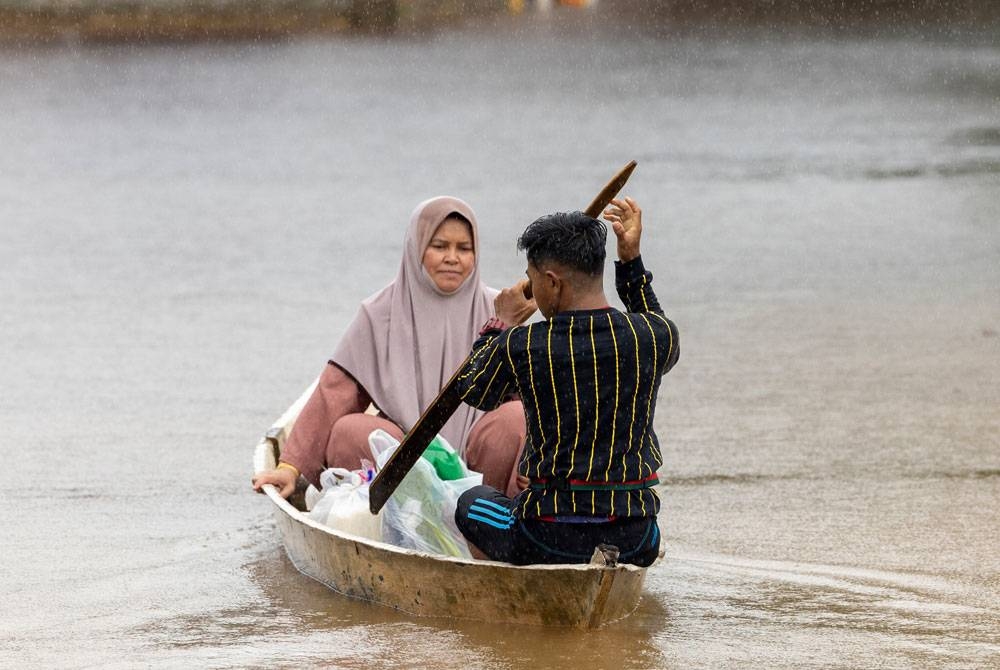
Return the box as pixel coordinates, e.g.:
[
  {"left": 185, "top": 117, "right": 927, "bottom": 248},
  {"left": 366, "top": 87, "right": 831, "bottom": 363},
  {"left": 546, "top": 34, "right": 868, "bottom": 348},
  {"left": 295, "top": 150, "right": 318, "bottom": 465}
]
[{"left": 276, "top": 462, "right": 300, "bottom": 477}]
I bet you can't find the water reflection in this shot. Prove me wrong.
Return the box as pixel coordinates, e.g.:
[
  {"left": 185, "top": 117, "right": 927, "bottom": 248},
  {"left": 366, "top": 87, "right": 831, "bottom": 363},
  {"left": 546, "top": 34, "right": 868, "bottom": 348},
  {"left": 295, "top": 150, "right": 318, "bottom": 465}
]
[
  {"left": 225, "top": 539, "right": 1000, "bottom": 668},
  {"left": 230, "top": 549, "right": 671, "bottom": 669}
]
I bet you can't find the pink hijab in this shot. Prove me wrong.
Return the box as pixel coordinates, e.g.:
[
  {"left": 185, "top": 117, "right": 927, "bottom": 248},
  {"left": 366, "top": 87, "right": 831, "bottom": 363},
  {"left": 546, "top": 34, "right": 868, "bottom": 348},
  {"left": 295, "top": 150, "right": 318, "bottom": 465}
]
[{"left": 331, "top": 196, "right": 499, "bottom": 455}]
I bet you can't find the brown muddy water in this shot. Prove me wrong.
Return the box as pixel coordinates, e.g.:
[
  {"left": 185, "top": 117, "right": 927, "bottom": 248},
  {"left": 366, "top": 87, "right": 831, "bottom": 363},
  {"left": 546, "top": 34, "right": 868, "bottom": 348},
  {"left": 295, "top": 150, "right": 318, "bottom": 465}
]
[{"left": 1, "top": 7, "right": 998, "bottom": 669}]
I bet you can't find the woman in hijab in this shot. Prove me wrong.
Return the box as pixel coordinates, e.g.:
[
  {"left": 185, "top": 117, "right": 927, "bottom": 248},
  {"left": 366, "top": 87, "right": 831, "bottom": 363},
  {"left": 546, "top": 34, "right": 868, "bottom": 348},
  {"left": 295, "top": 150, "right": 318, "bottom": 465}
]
[{"left": 253, "top": 196, "right": 527, "bottom": 500}]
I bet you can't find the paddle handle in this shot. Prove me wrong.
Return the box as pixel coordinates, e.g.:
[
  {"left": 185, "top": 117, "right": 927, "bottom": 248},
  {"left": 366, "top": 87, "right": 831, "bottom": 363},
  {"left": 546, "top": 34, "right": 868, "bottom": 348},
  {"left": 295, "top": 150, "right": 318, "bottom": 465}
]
[{"left": 368, "top": 160, "right": 638, "bottom": 515}]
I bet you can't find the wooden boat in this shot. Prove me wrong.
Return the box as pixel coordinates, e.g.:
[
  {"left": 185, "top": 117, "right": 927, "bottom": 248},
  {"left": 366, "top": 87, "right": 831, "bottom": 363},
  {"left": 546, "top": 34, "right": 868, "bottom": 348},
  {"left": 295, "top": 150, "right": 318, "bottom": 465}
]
[{"left": 253, "top": 383, "right": 651, "bottom": 627}]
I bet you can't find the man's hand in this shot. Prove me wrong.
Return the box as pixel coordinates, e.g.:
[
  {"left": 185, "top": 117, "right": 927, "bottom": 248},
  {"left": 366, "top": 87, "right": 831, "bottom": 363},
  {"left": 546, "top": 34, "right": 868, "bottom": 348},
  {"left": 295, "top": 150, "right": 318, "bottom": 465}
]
[
  {"left": 252, "top": 467, "right": 297, "bottom": 499},
  {"left": 603, "top": 196, "right": 642, "bottom": 262},
  {"left": 495, "top": 279, "right": 537, "bottom": 326}
]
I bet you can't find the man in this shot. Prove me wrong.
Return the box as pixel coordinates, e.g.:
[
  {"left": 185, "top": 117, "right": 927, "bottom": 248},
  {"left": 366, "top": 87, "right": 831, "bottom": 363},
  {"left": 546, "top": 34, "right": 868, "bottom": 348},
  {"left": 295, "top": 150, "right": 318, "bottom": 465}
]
[{"left": 453, "top": 197, "right": 679, "bottom": 566}]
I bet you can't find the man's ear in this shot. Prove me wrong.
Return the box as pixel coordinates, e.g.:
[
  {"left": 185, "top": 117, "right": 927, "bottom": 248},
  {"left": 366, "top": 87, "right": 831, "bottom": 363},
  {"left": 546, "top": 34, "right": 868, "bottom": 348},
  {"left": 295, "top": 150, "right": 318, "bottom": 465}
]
[{"left": 543, "top": 268, "right": 562, "bottom": 290}]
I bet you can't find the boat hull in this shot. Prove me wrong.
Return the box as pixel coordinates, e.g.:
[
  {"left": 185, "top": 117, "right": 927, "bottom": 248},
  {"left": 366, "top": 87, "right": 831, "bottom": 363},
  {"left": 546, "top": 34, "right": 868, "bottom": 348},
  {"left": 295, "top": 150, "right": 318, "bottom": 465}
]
[{"left": 253, "top": 385, "right": 648, "bottom": 627}]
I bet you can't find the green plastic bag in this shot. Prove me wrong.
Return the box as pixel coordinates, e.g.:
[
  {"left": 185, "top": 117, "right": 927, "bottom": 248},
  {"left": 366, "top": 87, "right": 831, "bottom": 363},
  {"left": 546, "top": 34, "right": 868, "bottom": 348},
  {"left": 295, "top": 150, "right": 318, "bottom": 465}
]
[{"left": 420, "top": 436, "right": 466, "bottom": 481}]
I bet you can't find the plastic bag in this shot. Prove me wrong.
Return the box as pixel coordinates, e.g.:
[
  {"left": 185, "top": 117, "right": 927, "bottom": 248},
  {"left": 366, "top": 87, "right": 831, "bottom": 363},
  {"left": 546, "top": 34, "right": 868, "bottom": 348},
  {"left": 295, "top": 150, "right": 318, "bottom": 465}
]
[
  {"left": 307, "top": 467, "right": 382, "bottom": 542},
  {"left": 371, "top": 430, "right": 482, "bottom": 558},
  {"left": 368, "top": 429, "right": 466, "bottom": 481},
  {"left": 368, "top": 429, "right": 400, "bottom": 461},
  {"left": 421, "top": 436, "right": 466, "bottom": 481}
]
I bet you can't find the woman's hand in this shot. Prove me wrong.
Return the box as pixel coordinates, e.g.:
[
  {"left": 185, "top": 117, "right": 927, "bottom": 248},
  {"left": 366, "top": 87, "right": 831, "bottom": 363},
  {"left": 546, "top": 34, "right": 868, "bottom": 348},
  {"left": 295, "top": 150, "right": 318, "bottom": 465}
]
[
  {"left": 251, "top": 466, "right": 297, "bottom": 499},
  {"left": 603, "top": 196, "right": 642, "bottom": 262},
  {"left": 495, "top": 279, "right": 537, "bottom": 326}
]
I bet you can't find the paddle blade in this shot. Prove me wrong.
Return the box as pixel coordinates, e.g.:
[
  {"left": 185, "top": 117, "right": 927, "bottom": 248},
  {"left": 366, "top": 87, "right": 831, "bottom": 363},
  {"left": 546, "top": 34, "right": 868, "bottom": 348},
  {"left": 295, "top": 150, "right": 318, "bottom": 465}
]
[{"left": 583, "top": 160, "right": 637, "bottom": 219}]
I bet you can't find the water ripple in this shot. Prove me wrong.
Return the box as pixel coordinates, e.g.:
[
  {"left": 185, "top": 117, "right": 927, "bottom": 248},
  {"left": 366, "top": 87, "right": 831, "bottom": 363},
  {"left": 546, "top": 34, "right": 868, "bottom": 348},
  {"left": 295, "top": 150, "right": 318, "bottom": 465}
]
[{"left": 950, "top": 127, "right": 1000, "bottom": 147}]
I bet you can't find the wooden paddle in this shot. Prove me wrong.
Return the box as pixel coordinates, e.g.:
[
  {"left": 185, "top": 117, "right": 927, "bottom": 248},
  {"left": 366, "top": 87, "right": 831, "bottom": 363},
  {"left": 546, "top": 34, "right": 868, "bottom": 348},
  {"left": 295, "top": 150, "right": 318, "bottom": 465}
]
[{"left": 368, "top": 160, "right": 638, "bottom": 514}]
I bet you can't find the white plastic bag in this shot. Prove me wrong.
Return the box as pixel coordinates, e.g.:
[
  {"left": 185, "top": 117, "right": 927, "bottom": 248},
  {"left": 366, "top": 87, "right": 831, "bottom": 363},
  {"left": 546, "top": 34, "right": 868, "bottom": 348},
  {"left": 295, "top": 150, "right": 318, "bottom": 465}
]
[
  {"left": 367, "top": 429, "right": 400, "bottom": 462},
  {"left": 307, "top": 467, "right": 382, "bottom": 542},
  {"left": 372, "top": 431, "right": 482, "bottom": 558}
]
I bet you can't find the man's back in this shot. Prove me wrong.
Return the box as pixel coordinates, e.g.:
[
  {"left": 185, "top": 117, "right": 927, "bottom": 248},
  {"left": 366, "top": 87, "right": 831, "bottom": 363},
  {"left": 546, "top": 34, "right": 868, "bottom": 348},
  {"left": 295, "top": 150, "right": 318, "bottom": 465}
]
[
  {"left": 453, "top": 200, "right": 678, "bottom": 566},
  {"left": 460, "top": 257, "right": 679, "bottom": 519}
]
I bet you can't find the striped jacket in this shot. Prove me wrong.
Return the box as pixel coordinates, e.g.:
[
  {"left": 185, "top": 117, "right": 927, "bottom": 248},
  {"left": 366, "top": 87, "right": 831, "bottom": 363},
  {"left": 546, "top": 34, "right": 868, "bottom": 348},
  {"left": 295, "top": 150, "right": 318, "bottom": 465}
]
[{"left": 456, "top": 256, "right": 679, "bottom": 519}]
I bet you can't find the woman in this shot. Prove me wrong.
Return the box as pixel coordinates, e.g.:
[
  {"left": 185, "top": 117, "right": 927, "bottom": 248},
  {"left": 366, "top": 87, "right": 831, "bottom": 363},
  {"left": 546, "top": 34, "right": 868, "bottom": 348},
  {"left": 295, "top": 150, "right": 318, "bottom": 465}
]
[{"left": 252, "top": 196, "right": 526, "bottom": 499}]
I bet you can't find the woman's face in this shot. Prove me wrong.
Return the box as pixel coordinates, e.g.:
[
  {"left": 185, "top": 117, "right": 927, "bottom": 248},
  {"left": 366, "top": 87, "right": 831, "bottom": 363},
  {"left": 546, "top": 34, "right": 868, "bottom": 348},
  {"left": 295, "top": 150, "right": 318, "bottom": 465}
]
[{"left": 422, "top": 217, "right": 475, "bottom": 293}]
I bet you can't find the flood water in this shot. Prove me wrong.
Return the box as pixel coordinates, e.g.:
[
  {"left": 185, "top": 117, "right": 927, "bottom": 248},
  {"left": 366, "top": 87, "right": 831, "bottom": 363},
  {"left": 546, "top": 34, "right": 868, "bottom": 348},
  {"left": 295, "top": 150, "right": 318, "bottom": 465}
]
[{"left": 2, "top": 7, "right": 999, "bottom": 669}]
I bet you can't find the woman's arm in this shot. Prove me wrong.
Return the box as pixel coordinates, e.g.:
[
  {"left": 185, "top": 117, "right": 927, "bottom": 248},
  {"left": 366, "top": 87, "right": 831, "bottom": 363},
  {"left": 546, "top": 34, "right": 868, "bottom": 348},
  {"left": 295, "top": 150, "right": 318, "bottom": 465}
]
[{"left": 252, "top": 363, "right": 371, "bottom": 497}]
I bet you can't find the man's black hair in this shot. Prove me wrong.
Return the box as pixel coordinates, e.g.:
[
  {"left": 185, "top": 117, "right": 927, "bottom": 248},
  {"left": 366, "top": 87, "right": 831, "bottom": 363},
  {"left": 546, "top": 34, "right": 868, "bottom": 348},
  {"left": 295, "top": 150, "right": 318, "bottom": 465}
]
[{"left": 516, "top": 211, "right": 607, "bottom": 276}]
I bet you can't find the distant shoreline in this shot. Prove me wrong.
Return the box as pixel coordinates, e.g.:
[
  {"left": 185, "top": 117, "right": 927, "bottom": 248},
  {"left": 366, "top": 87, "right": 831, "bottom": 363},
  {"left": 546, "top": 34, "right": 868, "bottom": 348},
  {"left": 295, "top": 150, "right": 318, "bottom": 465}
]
[
  {"left": 2, "top": 0, "right": 998, "bottom": 44},
  {"left": 0, "top": 6, "right": 355, "bottom": 43},
  {"left": 0, "top": 0, "right": 506, "bottom": 43}
]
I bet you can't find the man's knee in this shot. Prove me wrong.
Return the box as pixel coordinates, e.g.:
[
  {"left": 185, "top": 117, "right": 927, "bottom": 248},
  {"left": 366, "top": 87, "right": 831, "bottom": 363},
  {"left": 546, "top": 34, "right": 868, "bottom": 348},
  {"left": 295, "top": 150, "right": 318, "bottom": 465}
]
[{"left": 455, "top": 485, "right": 508, "bottom": 528}]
